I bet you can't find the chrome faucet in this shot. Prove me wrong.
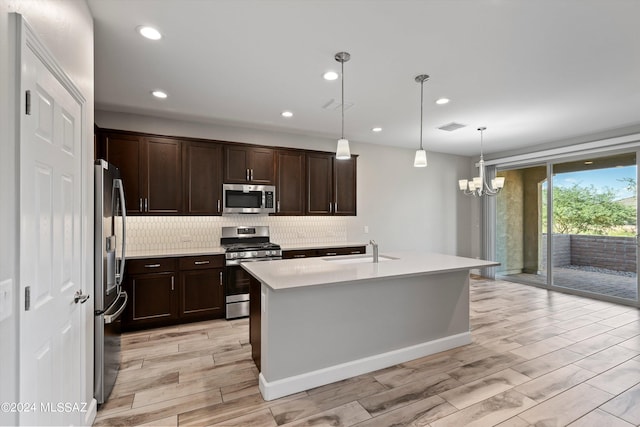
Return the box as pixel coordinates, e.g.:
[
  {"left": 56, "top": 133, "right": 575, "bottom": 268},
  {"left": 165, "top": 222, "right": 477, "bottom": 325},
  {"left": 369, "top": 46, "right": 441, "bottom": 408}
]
[{"left": 369, "top": 240, "right": 379, "bottom": 263}]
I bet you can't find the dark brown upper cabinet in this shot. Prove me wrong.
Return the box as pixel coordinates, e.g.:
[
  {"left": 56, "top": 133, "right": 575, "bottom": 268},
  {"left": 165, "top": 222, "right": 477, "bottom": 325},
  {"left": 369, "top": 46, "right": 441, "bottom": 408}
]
[
  {"left": 99, "top": 132, "right": 144, "bottom": 214},
  {"left": 224, "top": 145, "right": 275, "bottom": 184},
  {"left": 306, "top": 153, "right": 357, "bottom": 216},
  {"left": 275, "top": 150, "right": 305, "bottom": 215},
  {"left": 183, "top": 141, "right": 223, "bottom": 215},
  {"left": 99, "top": 131, "right": 182, "bottom": 215}
]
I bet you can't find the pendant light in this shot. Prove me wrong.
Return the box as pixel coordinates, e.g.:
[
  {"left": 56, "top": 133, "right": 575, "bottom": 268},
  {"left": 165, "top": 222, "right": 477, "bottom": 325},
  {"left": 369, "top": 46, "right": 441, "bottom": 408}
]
[
  {"left": 414, "top": 74, "right": 429, "bottom": 167},
  {"left": 335, "top": 51, "right": 351, "bottom": 160}
]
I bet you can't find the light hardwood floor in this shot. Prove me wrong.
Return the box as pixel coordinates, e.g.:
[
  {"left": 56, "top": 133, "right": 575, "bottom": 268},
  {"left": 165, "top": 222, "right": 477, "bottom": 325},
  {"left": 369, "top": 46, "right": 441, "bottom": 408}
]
[{"left": 94, "top": 277, "right": 640, "bottom": 426}]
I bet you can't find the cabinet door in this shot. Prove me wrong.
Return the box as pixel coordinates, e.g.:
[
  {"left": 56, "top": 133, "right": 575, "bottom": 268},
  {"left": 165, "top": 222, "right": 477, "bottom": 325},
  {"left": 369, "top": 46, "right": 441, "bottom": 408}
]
[
  {"left": 306, "top": 153, "right": 333, "bottom": 215},
  {"left": 184, "top": 142, "right": 222, "bottom": 214},
  {"left": 249, "top": 147, "right": 275, "bottom": 184},
  {"left": 180, "top": 268, "right": 224, "bottom": 319},
  {"left": 127, "top": 272, "right": 178, "bottom": 327},
  {"left": 224, "top": 146, "right": 250, "bottom": 183},
  {"left": 101, "top": 132, "right": 143, "bottom": 214},
  {"left": 224, "top": 146, "right": 275, "bottom": 184},
  {"left": 334, "top": 156, "right": 357, "bottom": 215},
  {"left": 275, "top": 150, "right": 305, "bottom": 215},
  {"left": 145, "top": 137, "right": 182, "bottom": 213}
]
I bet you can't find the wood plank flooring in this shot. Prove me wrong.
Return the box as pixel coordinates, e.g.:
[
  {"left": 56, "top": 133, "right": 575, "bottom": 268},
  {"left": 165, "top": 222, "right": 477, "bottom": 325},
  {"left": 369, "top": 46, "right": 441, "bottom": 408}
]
[{"left": 94, "top": 277, "right": 640, "bottom": 426}]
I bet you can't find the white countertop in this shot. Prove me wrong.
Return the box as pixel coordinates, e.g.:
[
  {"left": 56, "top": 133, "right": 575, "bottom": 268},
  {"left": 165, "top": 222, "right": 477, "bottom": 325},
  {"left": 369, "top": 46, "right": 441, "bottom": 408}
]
[
  {"left": 241, "top": 251, "right": 500, "bottom": 290},
  {"left": 126, "top": 247, "right": 226, "bottom": 259},
  {"left": 125, "top": 242, "right": 368, "bottom": 259}
]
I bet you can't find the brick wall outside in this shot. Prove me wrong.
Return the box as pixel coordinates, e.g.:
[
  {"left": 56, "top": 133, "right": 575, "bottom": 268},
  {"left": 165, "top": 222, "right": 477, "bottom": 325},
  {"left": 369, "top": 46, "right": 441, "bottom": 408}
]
[
  {"left": 542, "top": 234, "right": 636, "bottom": 272},
  {"left": 570, "top": 235, "right": 636, "bottom": 272}
]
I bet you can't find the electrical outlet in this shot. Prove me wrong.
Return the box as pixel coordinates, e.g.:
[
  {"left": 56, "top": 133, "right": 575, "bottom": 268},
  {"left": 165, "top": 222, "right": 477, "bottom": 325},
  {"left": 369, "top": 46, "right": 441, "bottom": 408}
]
[
  {"left": 181, "top": 235, "right": 192, "bottom": 242},
  {"left": 364, "top": 226, "right": 369, "bottom": 234},
  {"left": 0, "top": 279, "right": 13, "bottom": 322}
]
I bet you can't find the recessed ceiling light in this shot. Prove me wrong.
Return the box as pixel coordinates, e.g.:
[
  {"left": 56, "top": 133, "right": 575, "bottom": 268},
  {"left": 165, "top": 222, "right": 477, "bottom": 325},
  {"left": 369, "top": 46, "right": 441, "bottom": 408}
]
[
  {"left": 137, "top": 26, "right": 162, "bottom": 40},
  {"left": 435, "top": 98, "right": 450, "bottom": 105},
  {"left": 372, "top": 127, "right": 382, "bottom": 132},
  {"left": 323, "top": 71, "right": 339, "bottom": 81},
  {"left": 152, "top": 90, "right": 167, "bottom": 99},
  {"left": 281, "top": 111, "right": 293, "bottom": 118}
]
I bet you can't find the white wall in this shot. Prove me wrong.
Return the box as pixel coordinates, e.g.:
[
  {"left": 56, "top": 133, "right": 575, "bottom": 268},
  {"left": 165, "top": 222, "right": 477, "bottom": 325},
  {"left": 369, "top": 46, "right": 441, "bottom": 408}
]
[
  {"left": 0, "top": 1, "right": 94, "bottom": 425},
  {"left": 96, "top": 110, "right": 477, "bottom": 256}
]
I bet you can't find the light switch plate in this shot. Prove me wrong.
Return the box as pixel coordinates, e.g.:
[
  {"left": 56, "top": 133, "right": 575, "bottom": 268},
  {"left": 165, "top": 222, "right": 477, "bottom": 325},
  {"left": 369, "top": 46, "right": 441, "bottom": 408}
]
[{"left": 0, "top": 279, "right": 13, "bottom": 322}]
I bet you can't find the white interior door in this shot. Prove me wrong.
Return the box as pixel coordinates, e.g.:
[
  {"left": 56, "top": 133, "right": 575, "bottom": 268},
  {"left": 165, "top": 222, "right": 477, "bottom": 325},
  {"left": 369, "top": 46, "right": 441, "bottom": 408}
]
[{"left": 18, "top": 24, "right": 85, "bottom": 426}]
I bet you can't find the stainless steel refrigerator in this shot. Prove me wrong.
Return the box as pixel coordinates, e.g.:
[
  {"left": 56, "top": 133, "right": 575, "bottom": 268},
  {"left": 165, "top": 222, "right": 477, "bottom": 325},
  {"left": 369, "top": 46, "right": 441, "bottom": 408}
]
[{"left": 94, "top": 159, "right": 128, "bottom": 405}]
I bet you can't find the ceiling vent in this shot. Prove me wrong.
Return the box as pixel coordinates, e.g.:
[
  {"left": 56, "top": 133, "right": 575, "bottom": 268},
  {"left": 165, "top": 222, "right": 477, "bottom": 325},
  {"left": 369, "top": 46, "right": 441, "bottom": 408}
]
[
  {"left": 322, "top": 98, "right": 355, "bottom": 111},
  {"left": 438, "top": 122, "right": 466, "bottom": 132}
]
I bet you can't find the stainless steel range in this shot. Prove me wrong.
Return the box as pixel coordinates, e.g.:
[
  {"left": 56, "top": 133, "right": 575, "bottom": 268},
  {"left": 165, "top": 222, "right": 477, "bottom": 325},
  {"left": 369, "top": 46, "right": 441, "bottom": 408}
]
[{"left": 221, "top": 226, "right": 281, "bottom": 319}]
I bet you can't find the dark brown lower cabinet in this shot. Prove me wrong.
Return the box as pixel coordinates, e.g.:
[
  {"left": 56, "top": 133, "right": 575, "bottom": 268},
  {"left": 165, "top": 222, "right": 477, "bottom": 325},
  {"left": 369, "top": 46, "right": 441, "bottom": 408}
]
[
  {"left": 249, "top": 275, "right": 261, "bottom": 370},
  {"left": 180, "top": 268, "right": 224, "bottom": 320},
  {"left": 282, "top": 246, "right": 366, "bottom": 259},
  {"left": 122, "top": 255, "right": 225, "bottom": 331},
  {"left": 128, "top": 272, "right": 178, "bottom": 328}
]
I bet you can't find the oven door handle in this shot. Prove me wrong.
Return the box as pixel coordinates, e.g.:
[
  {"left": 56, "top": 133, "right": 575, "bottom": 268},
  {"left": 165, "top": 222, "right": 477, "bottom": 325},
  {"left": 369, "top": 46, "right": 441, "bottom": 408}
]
[{"left": 226, "top": 257, "right": 281, "bottom": 266}]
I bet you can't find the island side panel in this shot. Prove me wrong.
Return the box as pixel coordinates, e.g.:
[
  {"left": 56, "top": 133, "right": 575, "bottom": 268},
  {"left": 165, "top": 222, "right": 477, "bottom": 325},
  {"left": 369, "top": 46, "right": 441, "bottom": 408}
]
[
  {"left": 249, "top": 275, "right": 261, "bottom": 370},
  {"left": 260, "top": 270, "right": 470, "bottom": 396}
]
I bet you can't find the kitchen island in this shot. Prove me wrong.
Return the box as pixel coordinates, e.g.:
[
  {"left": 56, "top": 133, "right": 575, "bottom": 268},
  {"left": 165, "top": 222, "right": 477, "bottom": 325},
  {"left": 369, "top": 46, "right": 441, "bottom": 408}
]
[{"left": 242, "top": 252, "right": 499, "bottom": 401}]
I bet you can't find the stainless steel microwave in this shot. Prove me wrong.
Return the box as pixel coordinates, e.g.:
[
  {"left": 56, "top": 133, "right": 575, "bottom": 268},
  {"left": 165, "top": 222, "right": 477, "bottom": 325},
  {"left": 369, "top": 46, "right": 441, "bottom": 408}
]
[{"left": 222, "top": 184, "right": 276, "bottom": 214}]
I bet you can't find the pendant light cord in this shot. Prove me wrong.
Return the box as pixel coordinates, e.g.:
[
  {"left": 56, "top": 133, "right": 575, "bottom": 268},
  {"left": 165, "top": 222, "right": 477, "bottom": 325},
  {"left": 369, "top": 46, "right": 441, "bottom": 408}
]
[
  {"left": 341, "top": 58, "right": 345, "bottom": 139},
  {"left": 419, "top": 79, "right": 424, "bottom": 150}
]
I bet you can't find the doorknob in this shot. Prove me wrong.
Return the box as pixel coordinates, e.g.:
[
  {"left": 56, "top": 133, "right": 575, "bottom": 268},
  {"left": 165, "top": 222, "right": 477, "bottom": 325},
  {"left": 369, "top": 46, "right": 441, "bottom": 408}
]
[{"left": 73, "top": 290, "right": 90, "bottom": 304}]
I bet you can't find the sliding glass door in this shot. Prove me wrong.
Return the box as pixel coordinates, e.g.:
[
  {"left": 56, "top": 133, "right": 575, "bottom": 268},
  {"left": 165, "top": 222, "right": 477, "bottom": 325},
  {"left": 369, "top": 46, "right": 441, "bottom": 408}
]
[
  {"left": 495, "top": 151, "right": 639, "bottom": 304},
  {"left": 551, "top": 153, "right": 637, "bottom": 301}
]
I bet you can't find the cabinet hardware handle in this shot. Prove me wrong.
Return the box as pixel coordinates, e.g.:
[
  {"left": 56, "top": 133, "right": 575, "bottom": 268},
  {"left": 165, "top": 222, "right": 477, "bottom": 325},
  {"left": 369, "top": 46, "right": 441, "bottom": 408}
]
[
  {"left": 171, "top": 276, "right": 174, "bottom": 291},
  {"left": 194, "top": 260, "right": 210, "bottom": 265},
  {"left": 250, "top": 169, "right": 254, "bottom": 181},
  {"left": 350, "top": 251, "right": 361, "bottom": 254},
  {"left": 335, "top": 202, "right": 338, "bottom": 212},
  {"left": 246, "top": 168, "right": 250, "bottom": 181},
  {"left": 219, "top": 271, "right": 223, "bottom": 285},
  {"left": 139, "top": 198, "right": 143, "bottom": 212},
  {"left": 217, "top": 199, "right": 221, "bottom": 213},
  {"left": 144, "top": 264, "right": 161, "bottom": 268},
  {"left": 144, "top": 198, "right": 148, "bottom": 212},
  {"left": 326, "top": 252, "right": 337, "bottom": 256},
  {"left": 293, "top": 254, "right": 306, "bottom": 258},
  {"left": 328, "top": 202, "right": 332, "bottom": 213},
  {"left": 277, "top": 200, "right": 280, "bottom": 212}
]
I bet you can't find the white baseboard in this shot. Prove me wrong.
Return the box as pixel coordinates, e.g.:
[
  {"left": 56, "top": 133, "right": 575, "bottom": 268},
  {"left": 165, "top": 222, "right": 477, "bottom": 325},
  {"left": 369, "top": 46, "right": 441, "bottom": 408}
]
[
  {"left": 259, "top": 332, "right": 471, "bottom": 401},
  {"left": 84, "top": 398, "right": 97, "bottom": 426}
]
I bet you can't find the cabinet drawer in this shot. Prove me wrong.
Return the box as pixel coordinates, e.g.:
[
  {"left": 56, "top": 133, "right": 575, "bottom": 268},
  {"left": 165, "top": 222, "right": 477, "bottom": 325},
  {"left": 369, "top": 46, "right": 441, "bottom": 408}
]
[
  {"left": 316, "top": 246, "right": 366, "bottom": 257},
  {"left": 282, "top": 249, "right": 316, "bottom": 259},
  {"left": 179, "top": 255, "right": 225, "bottom": 270},
  {"left": 126, "top": 258, "right": 177, "bottom": 274}
]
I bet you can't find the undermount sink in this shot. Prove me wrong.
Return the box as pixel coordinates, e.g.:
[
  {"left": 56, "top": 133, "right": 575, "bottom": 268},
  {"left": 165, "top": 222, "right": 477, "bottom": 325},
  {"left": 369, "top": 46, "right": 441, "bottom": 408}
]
[{"left": 323, "top": 255, "right": 398, "bottom": 264}]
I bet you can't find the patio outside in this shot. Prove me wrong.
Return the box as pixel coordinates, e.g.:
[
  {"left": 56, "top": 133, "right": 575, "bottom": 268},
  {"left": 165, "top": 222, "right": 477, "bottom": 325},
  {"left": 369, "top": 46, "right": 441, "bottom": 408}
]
[{"left": 495, "top": 154, "right": 638, "bottom": 302}]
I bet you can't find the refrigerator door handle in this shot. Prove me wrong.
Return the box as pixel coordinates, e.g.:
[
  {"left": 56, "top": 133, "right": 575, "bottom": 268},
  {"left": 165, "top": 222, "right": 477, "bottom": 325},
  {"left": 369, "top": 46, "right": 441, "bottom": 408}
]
[
  {"left": 114, "top": 178, "right": 127, "bottom": 286},
  {"left": 104, "top": 291, "right": 127, "bottom": 324}
]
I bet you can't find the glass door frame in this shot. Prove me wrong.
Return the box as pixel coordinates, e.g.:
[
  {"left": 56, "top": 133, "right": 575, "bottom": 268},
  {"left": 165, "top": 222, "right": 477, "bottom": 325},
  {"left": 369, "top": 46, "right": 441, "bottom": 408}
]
[{"left": 489, "top": 149, "right": 640, "bottom": 308}]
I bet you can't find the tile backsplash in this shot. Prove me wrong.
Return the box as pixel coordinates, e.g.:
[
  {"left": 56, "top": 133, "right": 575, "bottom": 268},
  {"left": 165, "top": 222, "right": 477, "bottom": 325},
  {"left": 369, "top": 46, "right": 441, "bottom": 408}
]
[{"left": 123, "top": 216, "right": 352, "bottom": 251}]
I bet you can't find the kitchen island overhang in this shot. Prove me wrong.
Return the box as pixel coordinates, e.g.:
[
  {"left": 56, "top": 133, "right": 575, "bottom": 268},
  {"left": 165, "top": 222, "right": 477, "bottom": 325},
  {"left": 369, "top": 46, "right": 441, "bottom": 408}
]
[{"left": 242, "top": 252, "right": 499, "bottom": 401}]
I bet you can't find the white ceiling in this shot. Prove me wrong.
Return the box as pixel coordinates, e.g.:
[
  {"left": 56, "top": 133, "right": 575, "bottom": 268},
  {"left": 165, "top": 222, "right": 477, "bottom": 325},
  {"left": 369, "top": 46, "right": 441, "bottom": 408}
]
[{"left": 88, "top": 0, "right": 640, "bottom": 156}]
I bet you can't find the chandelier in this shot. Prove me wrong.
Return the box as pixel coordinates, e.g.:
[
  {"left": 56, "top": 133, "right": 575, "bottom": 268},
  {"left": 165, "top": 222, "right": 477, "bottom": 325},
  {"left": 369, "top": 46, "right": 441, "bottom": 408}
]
[{"left": 458, "top": 127, "right": 505, "bottom": 196}]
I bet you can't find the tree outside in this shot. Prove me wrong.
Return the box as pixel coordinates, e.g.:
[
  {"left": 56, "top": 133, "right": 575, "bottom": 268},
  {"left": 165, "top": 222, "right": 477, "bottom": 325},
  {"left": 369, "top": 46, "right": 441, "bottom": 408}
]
[{"left": 543, "top": 183, "right": 636, "bottom": 236}]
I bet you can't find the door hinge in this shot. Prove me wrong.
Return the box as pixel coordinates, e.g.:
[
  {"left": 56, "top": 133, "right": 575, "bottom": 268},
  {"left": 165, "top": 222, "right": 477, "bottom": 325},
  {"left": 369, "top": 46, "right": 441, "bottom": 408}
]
[
  {"left": 25, "top": 286, "right": 31, "bottom": 311},
  {"left": 25, "top": 90, "right": 31, "bottom": 115}
]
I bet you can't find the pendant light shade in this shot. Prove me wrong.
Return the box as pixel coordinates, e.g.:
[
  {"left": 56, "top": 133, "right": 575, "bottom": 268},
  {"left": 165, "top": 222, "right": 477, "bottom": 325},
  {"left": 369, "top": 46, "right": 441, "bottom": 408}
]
[
  {"left": 414, "top": 74, "right": 429, "bottom": 168},
  {"left": 336, "top": 138, "right": 350, "bottom": 159},
  {"left": 335, "top": 51, "right": 351, "bottom": 160},
  {"left": 413, "top": 149, "right": 427, "bottom": 167}
]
